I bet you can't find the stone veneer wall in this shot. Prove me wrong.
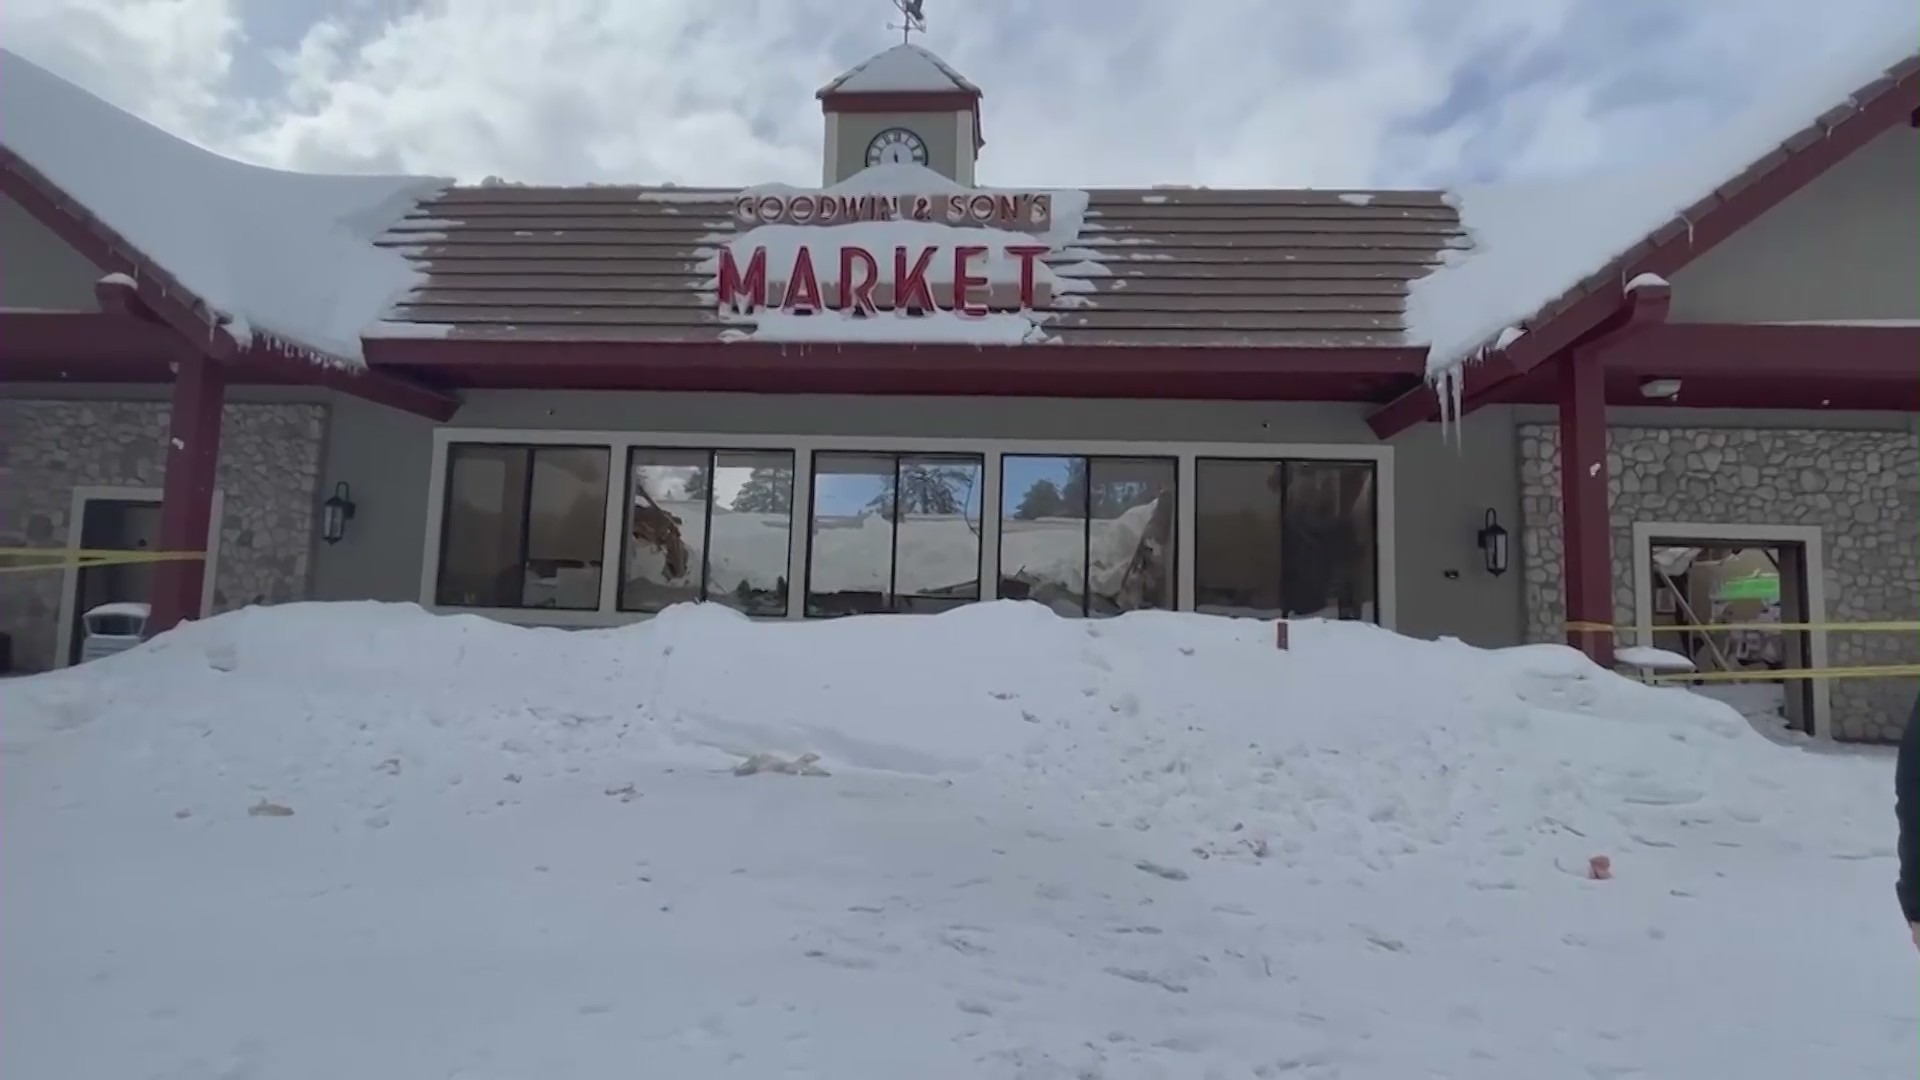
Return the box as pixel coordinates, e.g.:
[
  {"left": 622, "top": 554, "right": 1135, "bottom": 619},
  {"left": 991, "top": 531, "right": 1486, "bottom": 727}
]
[
  {"left": 0, "top": 399, "right": 327, "bottom": 672},
  {"left": 1517, "top": 423, "right": 1919, "bottom": 742}
]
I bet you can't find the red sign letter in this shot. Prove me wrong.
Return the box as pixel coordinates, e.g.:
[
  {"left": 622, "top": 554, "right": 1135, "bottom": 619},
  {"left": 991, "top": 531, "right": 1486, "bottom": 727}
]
[
  {"left": 782, "top": 246, "right": 823, "bottom": 314},
  {"left": 894, "top": 245, "right": 937, "bottom": 314},
  {"left": 1004, "top": 245, "right": 1048, "bottom": 310},
  {"left": 840, "top": 245, "right": 880, "bottom": 315},
  {"left": 951, "top": 245, "right": 989, "bottom": 316},
  {"left": 718, "top": 246, "right": 768, "bottom": 313}
]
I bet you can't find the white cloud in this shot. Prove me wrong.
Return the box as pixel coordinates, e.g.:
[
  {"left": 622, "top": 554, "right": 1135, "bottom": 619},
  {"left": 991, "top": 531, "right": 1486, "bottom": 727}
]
[{"left": 2, "top": 0, "right": 1913, "bottom": 188}]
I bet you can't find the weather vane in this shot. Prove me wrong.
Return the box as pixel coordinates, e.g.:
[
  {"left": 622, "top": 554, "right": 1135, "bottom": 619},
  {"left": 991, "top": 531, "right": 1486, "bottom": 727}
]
[{"left": 889, "top": 0, "right": 926, "bottom": 43}]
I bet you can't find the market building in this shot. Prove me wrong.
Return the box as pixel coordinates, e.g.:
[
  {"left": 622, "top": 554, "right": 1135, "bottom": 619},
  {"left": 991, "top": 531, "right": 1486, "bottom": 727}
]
[{"left": 1, "top": 39, "right": 1915, "bottom": 740}]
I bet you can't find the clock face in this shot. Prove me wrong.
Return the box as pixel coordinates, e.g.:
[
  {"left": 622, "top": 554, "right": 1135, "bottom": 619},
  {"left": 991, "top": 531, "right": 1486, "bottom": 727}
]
[{"left": 866, "top": 127, "right": 929, "bottom": 167}]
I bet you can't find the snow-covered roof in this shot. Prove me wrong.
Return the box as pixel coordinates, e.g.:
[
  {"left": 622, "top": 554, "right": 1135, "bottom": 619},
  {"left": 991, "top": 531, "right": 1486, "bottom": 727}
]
[
  {"left": 817, "top": 43, "right": 980, "bottom": 97},
  {"left": 1411, "top": 24, "right": 1920, "bottom": 380},
  {"left": 0, "top": 48, "right": 450, "bottom": 369}
]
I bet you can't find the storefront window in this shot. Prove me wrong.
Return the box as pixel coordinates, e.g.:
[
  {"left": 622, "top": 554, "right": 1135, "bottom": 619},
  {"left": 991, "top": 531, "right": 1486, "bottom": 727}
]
[
  {"left": 1195, "top": 458, "right": 1377, "bottom": 621},
  {"left": 999, "top": 455, "right": 1176, "bottom": 617},
  {"left": 435, "top": 444, "right": 610, "bottom": 610},
  {"left": 807, "top": 452, "right": 983, "bottom": 616},
  {"left": 622, "top": 448, "right": 793, "bottom": 616}
]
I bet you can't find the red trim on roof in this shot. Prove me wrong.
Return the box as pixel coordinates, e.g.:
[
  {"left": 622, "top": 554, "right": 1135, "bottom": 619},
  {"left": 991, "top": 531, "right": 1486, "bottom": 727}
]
[
  {"left": 1473, "top": 322, "right": 1920, "bottom": 411},
  {"left": 1368, "top": 59, "right": 1920, "bottom": 437},
  {"left": 364, "top": 337, "right": 1425, "bottom": 399}
]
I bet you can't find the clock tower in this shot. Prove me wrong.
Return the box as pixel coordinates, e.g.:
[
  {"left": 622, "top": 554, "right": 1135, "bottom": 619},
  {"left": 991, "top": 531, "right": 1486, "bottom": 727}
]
[{"left": 816, "top": 43, "right": 984, "bottom": 186}]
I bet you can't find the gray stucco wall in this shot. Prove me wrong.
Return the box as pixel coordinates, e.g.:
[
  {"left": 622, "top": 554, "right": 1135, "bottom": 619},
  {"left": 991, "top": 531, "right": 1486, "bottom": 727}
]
[
  {"left": 313, "top": 391, "right": 1529, "bottom": 648},
  {"left": 1517, "top": 421, "right": 1920, "bottom": 742},
  {"left": 1668, "top": 126, "right": 1920, "bottom": 324},
  {"left": 0, "top": 397, "right": 326, "bottom": 672},
  {"left": 0, "top": 193, "right": 104, "bottom": 311}
]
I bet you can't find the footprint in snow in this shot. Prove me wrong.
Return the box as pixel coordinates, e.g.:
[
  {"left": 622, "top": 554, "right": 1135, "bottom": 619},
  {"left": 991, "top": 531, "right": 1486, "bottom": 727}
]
[
  {"left": 1105, "top": 967, "right": 1187, "bottom": 994},
  {"left": 1134, "top": 860, "right": 1189, "bottom": 881}
]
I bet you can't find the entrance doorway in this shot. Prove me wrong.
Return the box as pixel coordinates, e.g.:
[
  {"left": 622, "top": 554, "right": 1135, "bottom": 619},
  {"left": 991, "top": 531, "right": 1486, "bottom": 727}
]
[
  {"left": 54, "top": 486, "right": 224, "bottom": 669},
  {"left": 1631, "top": 522, "right": 1829, "bottom": 738}
]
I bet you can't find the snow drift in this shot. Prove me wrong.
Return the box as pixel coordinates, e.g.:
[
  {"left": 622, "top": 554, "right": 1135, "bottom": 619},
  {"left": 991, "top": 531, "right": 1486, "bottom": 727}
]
[{"left": 2, "top": 602, "right": 1911, "bottom": 1078}]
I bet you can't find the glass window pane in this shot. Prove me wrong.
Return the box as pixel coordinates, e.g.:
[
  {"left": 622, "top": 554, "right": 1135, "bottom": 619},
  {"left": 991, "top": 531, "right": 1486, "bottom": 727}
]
[
  {"left": 1195, "top": 459, "right": 1284, "bottom": 618},
  {"left": 708, "top": 450, "right": 794, "bottom": 616},
  {"left": 622, "top": 449, "right": 709, "bottom": 612},
  {"left": 436, "top": 445, "right": 530, "bottom": 608},
  {"left": 1282, "top": 461, "right": 1378, "bottom": 622},
  {"left": 808, "top": 452, "right": 896, "bottom": 616},
  {"left": 1088, "top": 457, "right": 1176, "bottom": 616},
  {"left": 523, "top": 447, "right": 609, "bottom": 611},
  {"left": 999, "top": 454, "right": 1086, "bottom": 616},
  {"left": 894, "top": 454, "right": 983, "bottom": 612}
]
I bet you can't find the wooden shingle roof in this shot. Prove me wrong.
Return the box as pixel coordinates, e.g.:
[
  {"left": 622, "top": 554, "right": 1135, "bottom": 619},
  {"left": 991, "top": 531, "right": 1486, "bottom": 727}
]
[{"left": 375, "top": 185, "right": 1464, "bottom": 349}]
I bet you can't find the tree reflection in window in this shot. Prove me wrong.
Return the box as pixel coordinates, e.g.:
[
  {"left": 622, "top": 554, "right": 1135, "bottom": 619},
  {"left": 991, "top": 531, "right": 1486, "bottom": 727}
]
[
  {"left": 999, "top": 455, "right": 1175, "bottom": 617},
  {"left": 622, "top": 448, "right": 793, "bottom": 616},
  {"left": 808, "top": 452, "right": 983, "bottom": 616}
]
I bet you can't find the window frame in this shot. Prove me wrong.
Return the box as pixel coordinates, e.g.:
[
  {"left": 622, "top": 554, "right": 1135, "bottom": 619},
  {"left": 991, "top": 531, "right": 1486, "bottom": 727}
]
[
  {"left": 997, "top": 452, "right": 1179, "bottom": 618},
  {"left": 432, "top": 441, "right": 612, "bottom": 612},
  {"left": 617, "top": 445, "right": 799, "bottom": 616},
  {"left": 1193, "top": 455, "right": 1382, "bottom": 623},
  {"left": 803, "top": 449, "right": 987, "bottom": 618},
  {"left": 420, "top": 428, "right": 1395, "bottom": 629}
]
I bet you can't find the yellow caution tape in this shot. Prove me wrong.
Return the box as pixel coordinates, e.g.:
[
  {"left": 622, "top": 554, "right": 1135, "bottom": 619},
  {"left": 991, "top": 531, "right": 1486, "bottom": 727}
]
[
  {"left": 1568, "top": 620, "right": 1919, "bottom": 634},
  {"left": 0, "top": 547, "right": 206, "bottom": 573},
  {"left": 1639, "top": 663, "right": 1920, "bottom": 685}
]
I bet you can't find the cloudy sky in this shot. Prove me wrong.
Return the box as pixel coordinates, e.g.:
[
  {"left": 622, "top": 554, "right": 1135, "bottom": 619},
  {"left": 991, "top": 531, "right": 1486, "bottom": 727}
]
[{"left": 2, "top": 0, "right": 1911, "bottom": 189}]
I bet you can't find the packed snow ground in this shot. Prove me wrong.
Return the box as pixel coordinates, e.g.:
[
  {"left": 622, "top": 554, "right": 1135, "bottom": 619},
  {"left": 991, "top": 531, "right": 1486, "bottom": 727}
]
[{"left": 2, "top": 602, "right": 1914, "bottom": 1079}]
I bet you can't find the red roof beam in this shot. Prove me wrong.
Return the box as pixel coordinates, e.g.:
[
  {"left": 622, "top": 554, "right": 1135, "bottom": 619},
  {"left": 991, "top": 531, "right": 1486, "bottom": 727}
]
[{"left": 95, "top": 279, "right": 460, "bottom": 422}]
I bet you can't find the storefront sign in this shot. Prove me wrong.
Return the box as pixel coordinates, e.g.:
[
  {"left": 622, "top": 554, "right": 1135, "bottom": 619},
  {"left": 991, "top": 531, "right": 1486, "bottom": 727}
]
[
  {"left": 719, "top": 242, "right": 1051, "bottom": 316},
  {"left": 734, "top": 191, "right": 1053, "bottom": 232}
]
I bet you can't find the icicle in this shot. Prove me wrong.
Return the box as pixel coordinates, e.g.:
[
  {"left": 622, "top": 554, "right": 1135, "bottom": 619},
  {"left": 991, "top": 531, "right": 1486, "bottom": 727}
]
[{"left": 1449, "top": 363, "right": 1465, "bottom": 454}]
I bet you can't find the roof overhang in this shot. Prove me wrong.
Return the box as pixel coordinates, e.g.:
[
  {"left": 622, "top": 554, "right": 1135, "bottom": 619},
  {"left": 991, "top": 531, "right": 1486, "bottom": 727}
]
[
  {"left": 0, "top": 151, "right": 459, "bottom": 420},
  {"left": 362, "top": 337, "right": 1426, "bottom": 401},
  {"left": 1368, "top": 56, "right": 1920, "bottom": 437},
  {"left": 1473, "top": 321, "right": 1920, "bottom": 411}
]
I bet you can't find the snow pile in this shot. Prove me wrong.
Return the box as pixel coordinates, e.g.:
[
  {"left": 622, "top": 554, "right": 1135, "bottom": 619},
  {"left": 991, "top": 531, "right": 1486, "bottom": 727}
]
[
  {"left": 700, "top": 164, "right": 1094, "bottom": 345},
  {"left": 818, "top": 43, "right": 981, "bottom": 96},
  {"left": 3, "top": 602, "right": 1913, "bottom": 1077},
  {"left": 0, "top": 49, "right": 448, "bottom": 367},
  {"left": 1410, "top": 25, "right": 1919, "bottom": 382}
]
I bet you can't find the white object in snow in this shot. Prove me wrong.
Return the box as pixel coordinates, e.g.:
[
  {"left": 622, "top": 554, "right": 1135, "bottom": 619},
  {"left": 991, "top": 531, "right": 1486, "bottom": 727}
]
[
  {"left": 1407, "top": 22, "right": 1920, "bottom": 378},
  {"left": 1616, "top": 645, "right": 1697, "bottom": 674},
  {"left": 78, "top": 601, "right": 149, "bottom": 663},
  {"left": 818, "top": 43, "right": 980, "bottom": 96},
  {"left": 0, "top": 49, "right": 449, "bottom": 368}
]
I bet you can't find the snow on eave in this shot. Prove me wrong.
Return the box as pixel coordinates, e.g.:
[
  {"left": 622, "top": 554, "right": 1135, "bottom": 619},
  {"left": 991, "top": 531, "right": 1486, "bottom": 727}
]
[
  {"left": 816, "top": 43, "right": 981, "bottom": 97},
  {"left": 0, "top": 48, "right": 452, "bottom": 370},
  {"left": 1407, "top": 27, "right": 1920, "bottom": 383}
]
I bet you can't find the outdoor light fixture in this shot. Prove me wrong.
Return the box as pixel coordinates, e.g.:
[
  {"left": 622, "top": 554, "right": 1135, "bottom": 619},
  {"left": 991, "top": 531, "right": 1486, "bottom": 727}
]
[
  {"left": 1477, "top": 508, "right": 1510, "bottom": 577},
  {"left": 321, "top": 482, "right": 357, "bottom": 545},
  {"left": 1639, "top": 377, "right": 1683, "bottom": 400}
]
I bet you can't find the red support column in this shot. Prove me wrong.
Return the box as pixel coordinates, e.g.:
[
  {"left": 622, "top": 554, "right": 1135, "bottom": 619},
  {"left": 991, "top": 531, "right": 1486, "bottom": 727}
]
[
  {"left": 148, "top": 352, "right": 227, "bottom": 636},
  {"left": 1558, "top": 347, "right": 1614, "bottom": 666}
]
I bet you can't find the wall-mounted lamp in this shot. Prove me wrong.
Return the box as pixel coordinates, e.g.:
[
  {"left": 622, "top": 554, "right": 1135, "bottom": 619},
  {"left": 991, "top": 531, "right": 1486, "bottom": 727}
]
[
  {"left": 321, "top": 482, "right": 357, "bottom": 545},
  {"left": 1477, "top": 508, "right": 1510, "bottom": 577},
  {"left": 1639, "top": 377, "right": 1683, "bottom": 400}
]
